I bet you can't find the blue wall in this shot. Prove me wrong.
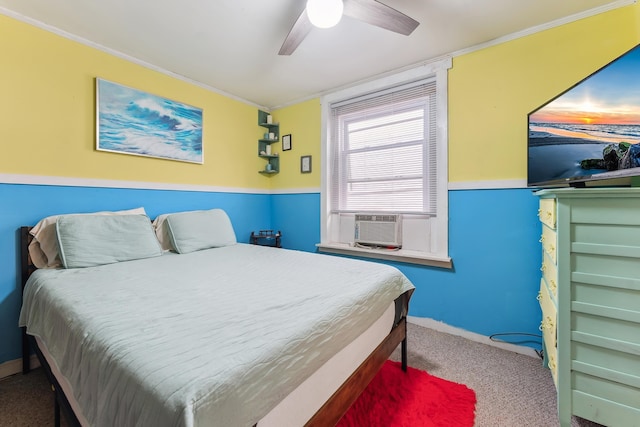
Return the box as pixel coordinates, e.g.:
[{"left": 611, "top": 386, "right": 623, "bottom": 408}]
[
  {"left": 0, "top": 183, "right": 544, "bottom": 365},
  {"left": 0, "top": 183, "right": 272, "bottom": 365},
  {"left": 271, "top": 193, "right": 321, "bottom": 253},
  {"left": 271, "top": 188, "right": 544, "bottom": 349}
]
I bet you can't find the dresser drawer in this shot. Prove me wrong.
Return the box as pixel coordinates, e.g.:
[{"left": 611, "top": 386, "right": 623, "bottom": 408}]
[
  {"left": 538, "top": 278, "right": 558, "bottom": 388},
  {"left": 540, "top": 224, "right": 557, "bottom": 264},
  {"left": 547, "top": 347, "right": 558, "bottom": 388},
  {"left": 541, "top": 251, "right": 558, "bottom": 302},
  {"left": 538, "top": 198, "right": 556, "bottom": 229},
  {"left": 538, "top": 278, "right": 557, "bottom": 350}
]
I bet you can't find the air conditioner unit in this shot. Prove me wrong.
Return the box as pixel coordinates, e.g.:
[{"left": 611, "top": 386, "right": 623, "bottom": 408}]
[{"left": 354, "top": 214, "right": 402, "bottom": 248}]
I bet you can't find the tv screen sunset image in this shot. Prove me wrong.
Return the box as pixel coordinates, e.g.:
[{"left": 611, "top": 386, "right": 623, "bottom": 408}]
[{"left": 528, "top": 44, "right": 640, "bottom": 186}]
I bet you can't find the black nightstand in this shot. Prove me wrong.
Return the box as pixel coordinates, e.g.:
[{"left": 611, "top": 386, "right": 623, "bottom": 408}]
[{"left": 250, "top": 230, "right": 281, "bottom": 248}]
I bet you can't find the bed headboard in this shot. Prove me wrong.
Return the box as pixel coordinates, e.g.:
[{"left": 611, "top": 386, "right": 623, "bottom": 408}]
[
  {"left": 20, "top": 226, "right": 37, "bottom": 291},
  {"left": 20, "top": 226, "right": 37, "bottom": 374}
]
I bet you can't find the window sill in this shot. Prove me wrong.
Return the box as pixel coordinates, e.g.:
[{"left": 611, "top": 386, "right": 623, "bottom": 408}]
[{"left": 316, "top": 243, "right": 453, "bottom": 269}]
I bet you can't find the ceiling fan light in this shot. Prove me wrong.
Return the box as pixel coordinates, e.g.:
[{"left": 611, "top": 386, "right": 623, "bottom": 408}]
[{"left": 306, "top": 0, "right": 344, "bottom": 29}]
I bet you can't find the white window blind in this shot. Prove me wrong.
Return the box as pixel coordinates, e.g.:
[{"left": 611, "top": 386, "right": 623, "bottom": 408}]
[{"left": 329, "top": 79, "right": 437, "bottom": 215}]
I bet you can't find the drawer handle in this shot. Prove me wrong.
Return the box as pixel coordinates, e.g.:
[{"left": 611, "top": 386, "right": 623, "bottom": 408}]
[
  {"left": 536, "top": 291, "right": 542, "bottom": 301},
  {"left": 540, "top": 264, "right": 546, "bottom": 273},
  {"left": 549, "top": 244, "right": 555, "bottom": 253},
  {"left": 537, "top": 209, "right": 542, "bottom": 218},
  {"left": 539, "top": 316, "right": 555, "bottom": 331},
  {"left": 550, "top": 279, "right": 557, "bottom": 292},
  {"left": 539, "top": 236, "right": 545, "bottom": 243},
  {"left": 548, "top": 358, "right": 556, "bottom": 370}
]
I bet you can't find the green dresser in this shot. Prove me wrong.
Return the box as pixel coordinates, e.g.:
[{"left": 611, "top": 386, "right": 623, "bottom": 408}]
[{"left": 536, "top": 188, "right": 640, "bottom": 427}]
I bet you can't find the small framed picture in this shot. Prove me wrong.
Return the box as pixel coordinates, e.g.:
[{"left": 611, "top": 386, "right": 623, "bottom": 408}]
[
  {"left": 282, "top": 134, "right": 292, "bottom": 151},
  {"left": 301, "top": 155, "right": 312, "bottom": 173}
]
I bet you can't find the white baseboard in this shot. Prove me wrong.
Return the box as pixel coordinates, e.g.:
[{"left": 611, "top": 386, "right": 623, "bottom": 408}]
[
  {"left": 0, "top": 355, "right": 41, "bottom": 380},
  {"left": 407, "top": 316, "right": 541, "bottom": 359}
]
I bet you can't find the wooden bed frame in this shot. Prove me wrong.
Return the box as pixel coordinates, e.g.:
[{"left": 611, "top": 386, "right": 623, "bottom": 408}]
[{"left": 19, "top": 226, "right": 413, "bottom": 427}]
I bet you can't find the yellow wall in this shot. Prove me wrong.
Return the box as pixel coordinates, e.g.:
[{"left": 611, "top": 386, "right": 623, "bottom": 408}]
[
  {"left": 3, "top": 3, "right": 639, "bottom": 190},
  {"left": 448, "top": 3, "right": 640, "bottom": 183},
  {"left": 0, "top": 14, "right": 269, "bottom": 190},
  {"left": 271, "top": 3, "right": 640, "bottom": 188},
  {"left": 271, "top": 99, "right": 321, "bottom": 188}
]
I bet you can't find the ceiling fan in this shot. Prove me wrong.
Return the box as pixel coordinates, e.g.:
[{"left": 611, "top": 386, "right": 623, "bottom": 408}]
[{"left": 279, "top": 0, "right": 420, "bottom": 55}]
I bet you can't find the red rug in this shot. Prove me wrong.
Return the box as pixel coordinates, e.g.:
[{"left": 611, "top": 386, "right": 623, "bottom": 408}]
[{"left": 337, "top": 360, "right": 476, "bottom": 427}]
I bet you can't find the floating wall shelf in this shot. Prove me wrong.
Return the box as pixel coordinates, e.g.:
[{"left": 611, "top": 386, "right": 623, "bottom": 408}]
[{"left": 257, "top": 110, "right": 279, "bottom": 175}]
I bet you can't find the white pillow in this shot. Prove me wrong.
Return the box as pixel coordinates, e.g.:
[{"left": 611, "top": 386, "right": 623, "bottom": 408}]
[
  {"left": 151, "top": 213, "right": 173, "bottom": 251},
  {"left": 56, "top": 214, "right": 162, "bottom": 268},
  {"left": 28, "top": 207, "right": 147, "bottom": 268},
  {"left": 154, "top": 209, "right": 237, "bottom": 254}
]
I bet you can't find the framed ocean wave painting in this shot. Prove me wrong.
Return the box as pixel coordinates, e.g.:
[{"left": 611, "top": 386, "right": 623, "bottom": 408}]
[{"left": 96, "top": 78, "right": 203, "bottom": 164}]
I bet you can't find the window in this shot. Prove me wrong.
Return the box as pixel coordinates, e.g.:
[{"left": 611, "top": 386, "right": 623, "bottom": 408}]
[
  {"left": 319, "top": 60, "right": 452, "bottom": 268},
  {"left": 330, "top": 81, "right": 436, "bottom": 215}
]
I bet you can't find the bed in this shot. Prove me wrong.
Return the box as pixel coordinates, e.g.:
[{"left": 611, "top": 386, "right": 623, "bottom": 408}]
[{"left": 19, "top": 209, "right": 415, "bottom": 427}]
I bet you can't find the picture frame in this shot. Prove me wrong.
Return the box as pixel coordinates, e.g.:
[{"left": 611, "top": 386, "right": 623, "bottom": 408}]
[
  {"left": 96, "top": 78, "right": 203, "bottom": 164},
  {"left": 282, "top": 134, "right": 292, "bottom": 151},
  {"left": 301, "top": 155, "right": 312, "bottom": 173}
]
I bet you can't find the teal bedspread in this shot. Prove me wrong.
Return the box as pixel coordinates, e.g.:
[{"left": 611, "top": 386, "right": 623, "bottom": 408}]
[{"left": 20, "top": 244, "right": 414, "bottom": 427}]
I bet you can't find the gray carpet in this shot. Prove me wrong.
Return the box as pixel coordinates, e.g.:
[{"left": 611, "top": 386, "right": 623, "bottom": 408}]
[
  {"left": 0, "top": 322, "right": 602, "bottom": 426},
  {"left": 392, "top": 324, "right": 601, "bottom": 427}
]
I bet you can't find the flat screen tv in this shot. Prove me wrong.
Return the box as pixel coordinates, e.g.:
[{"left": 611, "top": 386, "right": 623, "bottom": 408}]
[{"left": 527, "top": 44, "right": 640, "bottom": 187}]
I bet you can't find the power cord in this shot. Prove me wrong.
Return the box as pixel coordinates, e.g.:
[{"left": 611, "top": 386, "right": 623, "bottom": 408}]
[{"left": 489, "top": 332, "right": 544, "bottom": 359}]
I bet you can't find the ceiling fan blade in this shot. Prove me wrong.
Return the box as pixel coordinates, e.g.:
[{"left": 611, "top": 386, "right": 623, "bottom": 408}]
[
  {"left": 279, "top": 8, "right": 313, "bottom": 55},
  {"left": 343, "top": 0, "right": 419, "bottom": 36}
]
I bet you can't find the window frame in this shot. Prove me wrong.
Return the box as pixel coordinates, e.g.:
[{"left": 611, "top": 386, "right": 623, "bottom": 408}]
[{"left": 318, "top": 59, "right": 452, "bottom": 268}]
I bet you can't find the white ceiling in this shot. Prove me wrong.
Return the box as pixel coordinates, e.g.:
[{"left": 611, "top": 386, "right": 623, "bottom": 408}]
[{"left": 0, "top": 0, "right": 630, "bottom": 109}]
